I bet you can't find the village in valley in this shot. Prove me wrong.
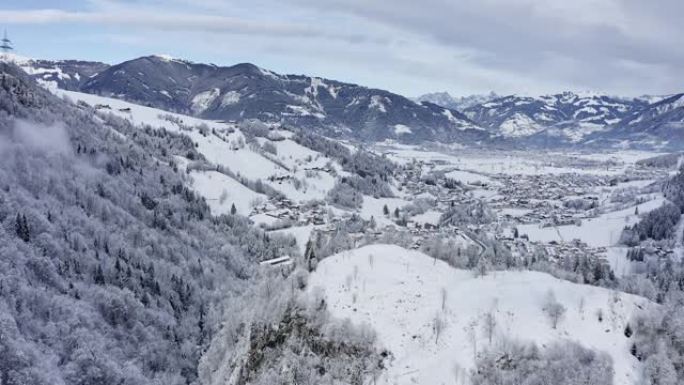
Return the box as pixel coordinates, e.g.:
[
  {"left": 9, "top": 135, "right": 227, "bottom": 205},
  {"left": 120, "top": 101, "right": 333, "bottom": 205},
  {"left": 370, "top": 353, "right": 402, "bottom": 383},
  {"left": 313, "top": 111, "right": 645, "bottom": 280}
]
[
  {"left": 244, "top": 131, "right": 672, "bottom": 275},
  {"left": 68, "top": 90, "right": 677, "bottom": 279}
]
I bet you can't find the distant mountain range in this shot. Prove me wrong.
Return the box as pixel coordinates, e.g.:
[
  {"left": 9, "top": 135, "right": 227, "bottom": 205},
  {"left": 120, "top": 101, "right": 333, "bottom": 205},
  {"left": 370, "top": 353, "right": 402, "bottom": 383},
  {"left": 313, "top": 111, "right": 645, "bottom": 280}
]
[
  {"left": 7, "top": 53, "right": 684, "bottom": 149},
  {"left": 419, "top": 91, "right": 684, "bottom": 148}
]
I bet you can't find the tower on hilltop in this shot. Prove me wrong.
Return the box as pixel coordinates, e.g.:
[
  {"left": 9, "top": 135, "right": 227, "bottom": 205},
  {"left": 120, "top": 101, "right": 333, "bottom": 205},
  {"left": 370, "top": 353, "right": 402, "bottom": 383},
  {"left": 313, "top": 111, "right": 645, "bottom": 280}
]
[{"left": 0, "top": 30, "right": 13, "bottom": 55}]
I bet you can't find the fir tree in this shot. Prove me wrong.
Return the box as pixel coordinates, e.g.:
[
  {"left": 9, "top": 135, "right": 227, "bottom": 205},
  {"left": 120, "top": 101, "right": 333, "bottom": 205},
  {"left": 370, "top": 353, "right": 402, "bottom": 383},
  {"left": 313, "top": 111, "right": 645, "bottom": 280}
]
[
  {"left": 14, "top": 213, "right": 30, "bottom": 242},
  {"left": 94, "top": 264, "right": 105, "bottom": 285},
  {"left": 305, "top": 237, "right": 317, "bottom": 272}
]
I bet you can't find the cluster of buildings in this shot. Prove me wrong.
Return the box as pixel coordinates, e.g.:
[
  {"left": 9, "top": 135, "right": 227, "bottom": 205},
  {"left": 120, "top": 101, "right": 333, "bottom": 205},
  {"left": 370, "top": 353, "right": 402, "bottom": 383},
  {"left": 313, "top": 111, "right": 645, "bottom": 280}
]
[{"left": 250, "top": 197, "right": 328, "bottom": 226}]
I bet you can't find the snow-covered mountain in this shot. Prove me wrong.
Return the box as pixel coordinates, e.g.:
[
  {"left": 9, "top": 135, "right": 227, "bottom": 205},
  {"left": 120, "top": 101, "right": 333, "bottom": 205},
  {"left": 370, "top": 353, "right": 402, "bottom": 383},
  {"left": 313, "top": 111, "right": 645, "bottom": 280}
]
[
  {"left": 414, "top": 91, "right": 499, "bottom": 111},
  {"left": 584, "top": 93, "right": 684, "bottom": 149},
  {"left": 454, "top": 91, "right": 684, "bottom": 148},
  {"left": 413, "top": 90, "right": 684, "bottom": 148},
  {"left": 463, "top": 92, "right": 644, "bottom": 140},
  {"left": 3, "top": 53, "right": 109, "bottom": 90},
  {"left": 67, "top": 55, "right": 485, "bottom": 143},
  {"left": 620, "top": 93, "right": 684, "bottom": 129},
  {"left": 10, "top": 52, "right": 684, "bottom": 149}
]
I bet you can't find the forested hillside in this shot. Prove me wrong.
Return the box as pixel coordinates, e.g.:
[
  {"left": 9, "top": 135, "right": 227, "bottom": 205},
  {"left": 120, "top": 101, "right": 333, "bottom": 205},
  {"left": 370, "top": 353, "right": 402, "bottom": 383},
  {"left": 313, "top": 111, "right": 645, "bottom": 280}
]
[{"left": 0, "top": 63, "right": 295, "bottom": 385}]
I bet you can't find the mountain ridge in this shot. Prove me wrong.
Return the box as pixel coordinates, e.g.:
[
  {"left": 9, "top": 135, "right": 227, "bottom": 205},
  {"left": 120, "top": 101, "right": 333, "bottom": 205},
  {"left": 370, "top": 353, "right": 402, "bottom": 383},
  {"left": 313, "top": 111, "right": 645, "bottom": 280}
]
[
  {"left": 417, "top": 90, "right": 684, "bottom": 147},
  {"left": 7, "top": 54, "right": 684, "bottom": 149},
  {"left": 73, "top": 55, "right": 486, "bottom": 143}
]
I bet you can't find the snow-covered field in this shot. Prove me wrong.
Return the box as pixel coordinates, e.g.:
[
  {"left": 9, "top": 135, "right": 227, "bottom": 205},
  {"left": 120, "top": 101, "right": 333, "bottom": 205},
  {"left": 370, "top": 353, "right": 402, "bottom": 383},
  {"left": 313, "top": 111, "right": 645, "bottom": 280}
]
[
  {"left": 411, "top": 210, "right": 442, "bottom": 225},
  {"left": 360, "top": 196, "right": 410, "bottom": 226},
  {"left": 309, "top": 245, "right": 653, "bottom": 385},
  {"left": 380, "top": 145, "right": 651, "bottom": 177},
  {"left": 518, "top": 197, "right": 665, "bottom": 247},
  {"left": 189, "top": 170, "right": 265, "bottom": 216}
]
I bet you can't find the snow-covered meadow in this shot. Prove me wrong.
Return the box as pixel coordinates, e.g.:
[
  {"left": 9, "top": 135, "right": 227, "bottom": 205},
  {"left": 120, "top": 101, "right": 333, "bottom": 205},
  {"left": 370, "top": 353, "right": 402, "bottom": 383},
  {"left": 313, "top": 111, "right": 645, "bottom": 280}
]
[
  {"left": 55, "top": 89, "right": 344, "bottom": 213},
  {"left": 309, "top": 245, "right": 653, "bottom": 385}
]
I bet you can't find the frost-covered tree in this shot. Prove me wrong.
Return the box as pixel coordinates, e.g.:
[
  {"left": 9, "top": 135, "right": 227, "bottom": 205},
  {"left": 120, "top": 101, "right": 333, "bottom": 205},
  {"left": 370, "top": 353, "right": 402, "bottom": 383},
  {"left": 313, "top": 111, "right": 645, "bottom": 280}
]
[
  {"left": 642, "top": 351, "right": 677, "bottom": 385},
  {"left": 483, "top": 312, "right": 496, "bottom": 344},
  {"left": 433, "top": 314, "right": 446, "bottom": 344},
  {"left": 304, "top": 237, "right": 317, "bottom": 272},
  {"left": 631, "top": 292, "right": 684, "bottom": 384},
  {"left": 471, "top": 339, "right": 613, "bottom": 385},
  {"left": 440, "top": 201, "right": 495, "bottom": 226},
  {"left": 543, "top": 290, "right": 566, "bottom": 329},
  {"left": 14, "top": 213, "right": 30, "bottom": 242}
]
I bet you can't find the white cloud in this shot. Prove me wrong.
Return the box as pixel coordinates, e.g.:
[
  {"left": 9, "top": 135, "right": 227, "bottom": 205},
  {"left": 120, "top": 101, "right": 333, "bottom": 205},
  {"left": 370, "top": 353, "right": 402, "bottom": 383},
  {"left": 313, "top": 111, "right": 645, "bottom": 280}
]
[
  {"left": 0, "top": 9, "right": 365, "bottom": 43},
  {"left": 1, "top": 0, "right": 682, "bottom": 96},
  {"left": 9, "top": 120, "right": 72, "bottom": 156}
]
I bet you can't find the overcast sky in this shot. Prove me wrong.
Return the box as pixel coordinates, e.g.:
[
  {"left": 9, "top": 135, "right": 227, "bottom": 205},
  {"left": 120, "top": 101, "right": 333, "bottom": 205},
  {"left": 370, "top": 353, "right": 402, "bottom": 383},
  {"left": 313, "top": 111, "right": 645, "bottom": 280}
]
[{"left": 2, "top": 0, "right": 683, "bottom": 97}]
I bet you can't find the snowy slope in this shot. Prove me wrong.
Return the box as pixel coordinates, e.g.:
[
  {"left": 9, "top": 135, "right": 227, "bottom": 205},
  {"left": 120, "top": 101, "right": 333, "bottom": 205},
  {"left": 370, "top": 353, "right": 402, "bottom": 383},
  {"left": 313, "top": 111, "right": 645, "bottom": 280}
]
[
  {"left": 55, "top": 89, "right": 340, "bottom": 203},
  {"left": 360, "top": 196, "right": 410, "bottom": 227},
  {"left": 309, "top": 244, "right": 653, "bottom": 385},
  {"left": 189, "top": 170, "right": 266, "bottom": 216},
  {"left": 499, "top": 112, "right": 544, "bottom": 137},
  {"left": 57, "top": 89, "right": 226, "bottom": 131}
]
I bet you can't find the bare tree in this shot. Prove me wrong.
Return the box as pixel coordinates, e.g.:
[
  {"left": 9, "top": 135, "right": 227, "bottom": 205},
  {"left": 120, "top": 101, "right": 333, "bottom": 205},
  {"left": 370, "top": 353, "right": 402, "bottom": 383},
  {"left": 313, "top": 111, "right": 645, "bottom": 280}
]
[
  {"left": 452, "top": 363, "right": 464, "bottom": 385},
  {"left": 441, "top": 287, "right": 448, "bottom": 311},
  {"left": 482, "top": 311, "right": 496, "bottom": 344},
  {"left": 467, "top": 322, "right": 478, "bottom": 359},
  {"left": 543, "top": 290, "right": 566, "bottom": 329},
  {"left": 433, "top": 314, "right": 446, "bottom": 344},
  {"left": 474, "top": 256, "right": 490, "bottom": 278}
]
